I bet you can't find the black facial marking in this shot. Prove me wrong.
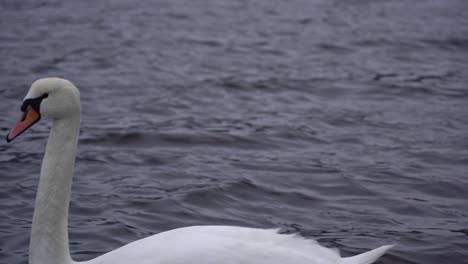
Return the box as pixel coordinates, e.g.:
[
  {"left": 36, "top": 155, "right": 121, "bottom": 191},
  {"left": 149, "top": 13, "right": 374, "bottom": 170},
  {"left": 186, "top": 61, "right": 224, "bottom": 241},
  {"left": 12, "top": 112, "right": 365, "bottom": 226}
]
[
  {"left": 21, "top": 110, "right": 28, "bottom": 121},
  {"left": 20, "top": 93, "right": 48, "bottom": 113}
]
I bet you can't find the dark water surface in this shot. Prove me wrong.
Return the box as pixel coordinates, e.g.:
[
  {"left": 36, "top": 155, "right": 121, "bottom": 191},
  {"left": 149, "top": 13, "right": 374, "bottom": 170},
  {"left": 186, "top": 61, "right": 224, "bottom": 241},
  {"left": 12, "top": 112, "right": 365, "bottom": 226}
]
[{"left": 1, "top": 0, "right": 468, "bottom": 263}]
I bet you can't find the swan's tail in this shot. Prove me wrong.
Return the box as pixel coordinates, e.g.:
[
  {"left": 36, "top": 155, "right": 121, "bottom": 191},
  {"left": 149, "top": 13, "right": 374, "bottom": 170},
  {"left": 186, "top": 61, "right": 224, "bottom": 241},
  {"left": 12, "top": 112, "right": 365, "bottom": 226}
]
[{"left": 340, "top": 245, "right": 394, "bottom": 264}]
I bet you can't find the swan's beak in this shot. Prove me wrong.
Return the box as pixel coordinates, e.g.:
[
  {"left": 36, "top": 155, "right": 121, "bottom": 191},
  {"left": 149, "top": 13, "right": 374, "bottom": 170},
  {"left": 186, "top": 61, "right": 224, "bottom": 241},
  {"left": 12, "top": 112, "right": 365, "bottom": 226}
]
[{"left": 6, "top": 105, "right": 41, "bottom": 143}]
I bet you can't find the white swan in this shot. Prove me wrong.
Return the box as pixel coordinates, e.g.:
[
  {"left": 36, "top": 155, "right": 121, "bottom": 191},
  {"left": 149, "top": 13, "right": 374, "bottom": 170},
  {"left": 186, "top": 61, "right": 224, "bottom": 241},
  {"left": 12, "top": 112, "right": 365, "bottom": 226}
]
[{"left": 7, "top": 78, "right": 393, "bottom": 264}]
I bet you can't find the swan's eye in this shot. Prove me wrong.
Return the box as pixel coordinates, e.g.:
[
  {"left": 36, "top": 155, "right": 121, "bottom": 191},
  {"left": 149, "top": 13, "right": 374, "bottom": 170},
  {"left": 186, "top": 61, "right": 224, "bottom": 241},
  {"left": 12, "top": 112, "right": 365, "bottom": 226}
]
[{"left": 20, "top": 93, "right": 49, "bottom": 112}]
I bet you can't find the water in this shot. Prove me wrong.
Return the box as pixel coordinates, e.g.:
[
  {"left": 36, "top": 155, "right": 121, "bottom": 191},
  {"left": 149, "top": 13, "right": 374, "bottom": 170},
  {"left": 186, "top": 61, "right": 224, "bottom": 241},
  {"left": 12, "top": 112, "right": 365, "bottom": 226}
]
[{"left": 1, "top": 0, "right": 468, "bottom": 263}]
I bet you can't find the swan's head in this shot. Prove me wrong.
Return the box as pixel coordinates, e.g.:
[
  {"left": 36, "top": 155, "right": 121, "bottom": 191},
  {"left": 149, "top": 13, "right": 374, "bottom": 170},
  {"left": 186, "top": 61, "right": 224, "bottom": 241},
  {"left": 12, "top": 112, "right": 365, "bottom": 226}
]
[{"left": 6, "top": 78, "right": 80, "bottom": 142}]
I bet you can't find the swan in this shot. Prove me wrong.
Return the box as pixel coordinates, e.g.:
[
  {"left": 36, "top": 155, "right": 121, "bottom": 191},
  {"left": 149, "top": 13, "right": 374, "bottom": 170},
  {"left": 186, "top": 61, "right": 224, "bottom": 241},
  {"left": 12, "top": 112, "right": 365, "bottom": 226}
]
[{"left": 6, "top": 78, "right": 393, "bottom": 264}]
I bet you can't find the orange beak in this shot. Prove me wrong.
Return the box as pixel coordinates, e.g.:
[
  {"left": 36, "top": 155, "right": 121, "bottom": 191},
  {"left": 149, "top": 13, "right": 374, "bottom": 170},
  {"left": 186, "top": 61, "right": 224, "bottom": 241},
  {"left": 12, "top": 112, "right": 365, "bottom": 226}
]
[{"left": 6, "top": 105, "right": 41, "bottom": 142}]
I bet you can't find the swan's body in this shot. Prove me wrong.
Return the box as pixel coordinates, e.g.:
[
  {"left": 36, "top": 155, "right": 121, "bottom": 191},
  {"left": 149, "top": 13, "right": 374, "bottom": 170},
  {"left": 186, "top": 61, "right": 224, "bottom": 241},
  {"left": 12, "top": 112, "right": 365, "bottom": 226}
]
[
  {"left": 7, "top": 78, "right": 393, "bottom": 264},
  {"left": 84, "top": 226, "right": 392, "bottom": 264}
]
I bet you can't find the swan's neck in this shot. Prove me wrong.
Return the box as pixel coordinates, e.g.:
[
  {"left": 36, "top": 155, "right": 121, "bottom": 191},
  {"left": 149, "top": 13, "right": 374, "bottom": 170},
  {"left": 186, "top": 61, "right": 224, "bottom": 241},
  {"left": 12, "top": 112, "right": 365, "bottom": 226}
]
[{"left": 29, "top": 114, "right": 80, "bottom": 264}]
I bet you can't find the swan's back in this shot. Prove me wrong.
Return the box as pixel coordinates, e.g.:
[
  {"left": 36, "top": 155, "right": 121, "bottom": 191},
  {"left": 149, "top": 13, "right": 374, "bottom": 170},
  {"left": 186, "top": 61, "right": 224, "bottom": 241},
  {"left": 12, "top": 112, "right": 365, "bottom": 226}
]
[{"left": 85, "top": 226, "right": 392, "bottom": 264}]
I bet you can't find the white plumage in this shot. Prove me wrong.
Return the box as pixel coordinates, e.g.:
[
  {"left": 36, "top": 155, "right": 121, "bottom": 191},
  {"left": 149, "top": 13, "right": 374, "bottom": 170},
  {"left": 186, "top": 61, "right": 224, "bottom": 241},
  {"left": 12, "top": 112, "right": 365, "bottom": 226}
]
[
  {"left": 85, "top": 226, "right": 393, "bottom": 264},
  {"left": 7, "top": 78, "right": 393, "bottom": 264}
]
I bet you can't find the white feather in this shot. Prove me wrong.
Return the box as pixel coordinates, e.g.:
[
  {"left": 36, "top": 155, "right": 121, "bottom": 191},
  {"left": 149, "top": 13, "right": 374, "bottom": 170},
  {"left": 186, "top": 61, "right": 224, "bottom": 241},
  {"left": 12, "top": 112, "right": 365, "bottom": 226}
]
[{"left": 16, "top": 78, "right": 392, "bottom": 264}]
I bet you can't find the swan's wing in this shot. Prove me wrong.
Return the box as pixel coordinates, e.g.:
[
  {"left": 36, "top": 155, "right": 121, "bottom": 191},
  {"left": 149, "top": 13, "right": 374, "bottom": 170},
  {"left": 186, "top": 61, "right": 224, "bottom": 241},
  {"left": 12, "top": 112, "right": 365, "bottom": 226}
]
[
  {"left": 340, "top": 245, "right": 394, "bottom": 264},
  {"left": 82, "top": 226, "right": 388, "bottom": 264}
]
